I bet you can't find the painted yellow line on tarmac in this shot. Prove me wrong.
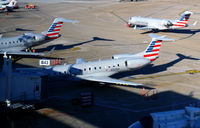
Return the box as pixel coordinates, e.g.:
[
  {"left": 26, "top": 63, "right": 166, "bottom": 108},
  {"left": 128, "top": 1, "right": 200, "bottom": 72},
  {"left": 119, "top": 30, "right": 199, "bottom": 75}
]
[
  {"left": 128, "top": 70, "right": 200, "bottom": 80},
  {"left": 66, "top": 47, "right": 81, "bottom": 52}
]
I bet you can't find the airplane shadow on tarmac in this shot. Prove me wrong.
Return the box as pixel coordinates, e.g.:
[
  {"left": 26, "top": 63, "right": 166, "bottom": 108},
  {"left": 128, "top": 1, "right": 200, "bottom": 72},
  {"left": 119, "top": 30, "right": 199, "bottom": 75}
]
[
  {"left": 36, "top": 37, "right": 114, "bottom": 52},
  {"left": 140, "top": 29, "right": 200, "bottom": 36},
  {"left": 1, "top": 54, "right": 200, "bottom": 128},
  {"left": 1, "top": 76, "right": 200, "bottom": 128},
  {"left": 112, "top": 53, "right": 200, "bottom": 79}
]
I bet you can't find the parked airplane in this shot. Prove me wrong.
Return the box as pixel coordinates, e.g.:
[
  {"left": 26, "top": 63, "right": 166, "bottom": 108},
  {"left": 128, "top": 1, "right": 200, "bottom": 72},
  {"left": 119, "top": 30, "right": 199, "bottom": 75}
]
[
  {"left": 127, "top": 11, "right": 195, "bottom": 32},
  {"left": 45, "top": 34, "right": 174, "bottom": 86},
  {"left": 0, "top": 0, "right": 9, "bottom": 5},
  {"left": 0, "top": 0, "right": 17, "bottom": 12},
  {"left": 0, "top": 17, "right": 78, "bottom": 56}
]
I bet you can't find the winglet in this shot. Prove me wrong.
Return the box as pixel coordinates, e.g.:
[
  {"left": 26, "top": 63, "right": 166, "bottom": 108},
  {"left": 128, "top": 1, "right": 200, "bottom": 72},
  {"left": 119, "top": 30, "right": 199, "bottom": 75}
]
[
  {"left": 0, "top": 34, "right": 2, "bottom": 38},
  {"left": 48, "top": 47, "right": 55, "bottom": 54},
  {"left": 42, "top": 47, "right": 55, "bottom": 55}
]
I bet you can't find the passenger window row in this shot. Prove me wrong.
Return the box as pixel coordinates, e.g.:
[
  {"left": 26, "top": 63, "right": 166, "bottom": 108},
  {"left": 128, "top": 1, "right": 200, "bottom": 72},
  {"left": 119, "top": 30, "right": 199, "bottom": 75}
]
[
  {"left": 84, "top": 64, "right": 120, "bottom": 72},
  {"left": 1, "top": 40, "right": 21, "bottom": 45}
]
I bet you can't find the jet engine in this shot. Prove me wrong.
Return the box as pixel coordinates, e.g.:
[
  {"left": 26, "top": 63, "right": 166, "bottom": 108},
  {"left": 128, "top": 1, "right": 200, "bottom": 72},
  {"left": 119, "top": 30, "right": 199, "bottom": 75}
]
[
  {"left": 162, "top": 20, "right": 173, "bottom": 27},
  {"left": 23, "top": 33, "right": 45, "bottom": 42},
  {"left": 125, "top": 58, "right": 150, "bottom": 69},
  {"left": 112, "top": 54, "right": 134, "bottom": 59}
]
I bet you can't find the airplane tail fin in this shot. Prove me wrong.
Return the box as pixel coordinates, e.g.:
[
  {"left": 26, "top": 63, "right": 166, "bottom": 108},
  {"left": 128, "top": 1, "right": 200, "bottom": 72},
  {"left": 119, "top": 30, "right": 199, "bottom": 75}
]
[
  {"left": 7, "top": 0, "right": 17, "bottom": 8},
  {"left": 177, "top": 11, "right": 193, "bottom": 24},
  {"left": 179, "top": 11, "right": 192, "bottom": 22},
  {"left": 45, "top": 18, "right": 79, "bottom": 39},
  {"left": 143, "top": 34, "right": 174, "bottom": 62}
]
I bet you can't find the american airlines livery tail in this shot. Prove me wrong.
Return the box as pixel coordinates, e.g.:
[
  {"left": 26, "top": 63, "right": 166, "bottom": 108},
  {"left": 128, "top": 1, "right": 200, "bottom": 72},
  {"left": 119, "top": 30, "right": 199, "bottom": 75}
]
[
  {"left": 44, "top": 18, "right": 79, "bottom": 39},
  {"left": 47, "top": 34, "right": 174, "bottom": 87},
  {"left": 173, "top": 11, "right": 193, "bottom": 27},
  {"left": 46, "top": 18, "right": 65, "bottom": 39},
  {"left": 143, "top": 34, "right": 173, "bottom": 61}
]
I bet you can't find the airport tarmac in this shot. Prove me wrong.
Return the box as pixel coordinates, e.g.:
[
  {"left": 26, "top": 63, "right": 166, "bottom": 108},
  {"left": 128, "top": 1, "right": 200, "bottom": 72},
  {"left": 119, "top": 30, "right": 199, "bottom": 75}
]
[{"left": 0, "top": 0, "right": 200, "bottom": 127}]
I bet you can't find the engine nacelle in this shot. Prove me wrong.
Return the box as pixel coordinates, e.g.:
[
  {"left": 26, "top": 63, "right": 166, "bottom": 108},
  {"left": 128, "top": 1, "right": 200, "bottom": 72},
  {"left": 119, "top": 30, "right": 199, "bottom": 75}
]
[
  {"left": 162, "top": 20, "right": 173, "bottom": 27},
  {"left": 23, "top": 33, "right": 45, "bottom": 42},
  {"left": 33, "top": 34, "right": 46, "bottom": 42},
  {"left": 112, "top": 54, "right": 134, "bottom": 59},
  {"left": 126, "top": 58, "right": 150, "bottom": 69}
]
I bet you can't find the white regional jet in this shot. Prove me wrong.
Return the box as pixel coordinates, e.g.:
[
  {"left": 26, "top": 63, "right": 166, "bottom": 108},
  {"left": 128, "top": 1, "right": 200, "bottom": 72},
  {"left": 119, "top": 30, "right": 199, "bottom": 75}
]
[
  {"left": 0, "top": 0, "right": 17, "bottom": 12},
  {"left": 0, "top": 18, "right": 78, "bottom": 56},
  {"left": 127, "top": 11, "right": 195, "bottom": 32},
  {"left": 46, "top": 34, "right": 174, "bottom": 87}
]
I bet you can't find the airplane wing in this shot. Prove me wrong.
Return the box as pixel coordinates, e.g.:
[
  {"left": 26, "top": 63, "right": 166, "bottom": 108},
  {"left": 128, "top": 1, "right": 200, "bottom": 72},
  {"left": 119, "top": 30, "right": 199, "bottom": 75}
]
[
  {"left": 0, "top": 47, "right": 55, "bottom": 56},
  {"left": 79, "top": 76, "right": 142, "bottom": 86},
  {"left": 0, "top": 51, "right": 48, "bottom": 56}
]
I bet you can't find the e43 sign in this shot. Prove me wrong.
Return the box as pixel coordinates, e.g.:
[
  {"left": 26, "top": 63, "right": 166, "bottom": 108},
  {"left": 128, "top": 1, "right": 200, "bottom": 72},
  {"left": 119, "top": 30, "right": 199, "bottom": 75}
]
[{"left": 39, "top": 59, "right": 50, "bottom": 66}]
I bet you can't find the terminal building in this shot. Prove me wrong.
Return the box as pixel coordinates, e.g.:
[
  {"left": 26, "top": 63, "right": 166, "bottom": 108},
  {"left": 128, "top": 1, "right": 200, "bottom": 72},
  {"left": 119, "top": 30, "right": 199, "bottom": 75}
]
[{"left": 0, "top": 54, "right": 47, "bottom": 110}]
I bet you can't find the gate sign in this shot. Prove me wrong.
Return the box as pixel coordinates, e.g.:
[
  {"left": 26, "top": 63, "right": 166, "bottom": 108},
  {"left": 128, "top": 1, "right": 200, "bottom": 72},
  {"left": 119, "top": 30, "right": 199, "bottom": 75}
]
[{"left": 39, "top": 59, "right": 50, "bottom": 66}]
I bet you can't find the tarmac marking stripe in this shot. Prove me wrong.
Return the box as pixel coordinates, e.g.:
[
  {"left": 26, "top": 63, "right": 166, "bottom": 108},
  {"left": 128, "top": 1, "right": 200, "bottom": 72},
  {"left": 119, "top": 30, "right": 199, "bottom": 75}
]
[{"left": 130, "top": 70, "right": 200, "bottom": 80}]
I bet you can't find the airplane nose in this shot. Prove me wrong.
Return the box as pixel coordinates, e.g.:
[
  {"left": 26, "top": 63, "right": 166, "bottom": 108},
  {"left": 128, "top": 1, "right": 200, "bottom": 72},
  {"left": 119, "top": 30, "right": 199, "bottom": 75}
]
[{"left": 127, "top": 23, "right": 131, "bottom": 27}]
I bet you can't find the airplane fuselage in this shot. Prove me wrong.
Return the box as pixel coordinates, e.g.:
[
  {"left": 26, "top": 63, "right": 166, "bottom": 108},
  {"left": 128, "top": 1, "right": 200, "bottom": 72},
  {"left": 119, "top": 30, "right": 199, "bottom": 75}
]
[
  {"left": 128, "top": 17, "right": 187, "bottom": 30},
  {"left": 47, "top": 57, "right": 150, "bottom": 79},
  {"left": 0, "top": 34, "right": 46, "bottom": 52}
]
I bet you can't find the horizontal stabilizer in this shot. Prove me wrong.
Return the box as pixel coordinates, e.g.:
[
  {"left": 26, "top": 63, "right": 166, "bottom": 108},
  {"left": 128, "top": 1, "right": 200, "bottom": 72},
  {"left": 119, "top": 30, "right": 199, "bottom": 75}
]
[
  {"left": 192, "top": 21, "right": 198, "bottom": 26},
  {"left": 63, "top": 19, "right": 79, "bottom": 23},
  {"left": 55, "top": 17, "right": 79, "bottom": 23},
  {"left": 149, "top": 34, "right": 175, "bottom": 41}
]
